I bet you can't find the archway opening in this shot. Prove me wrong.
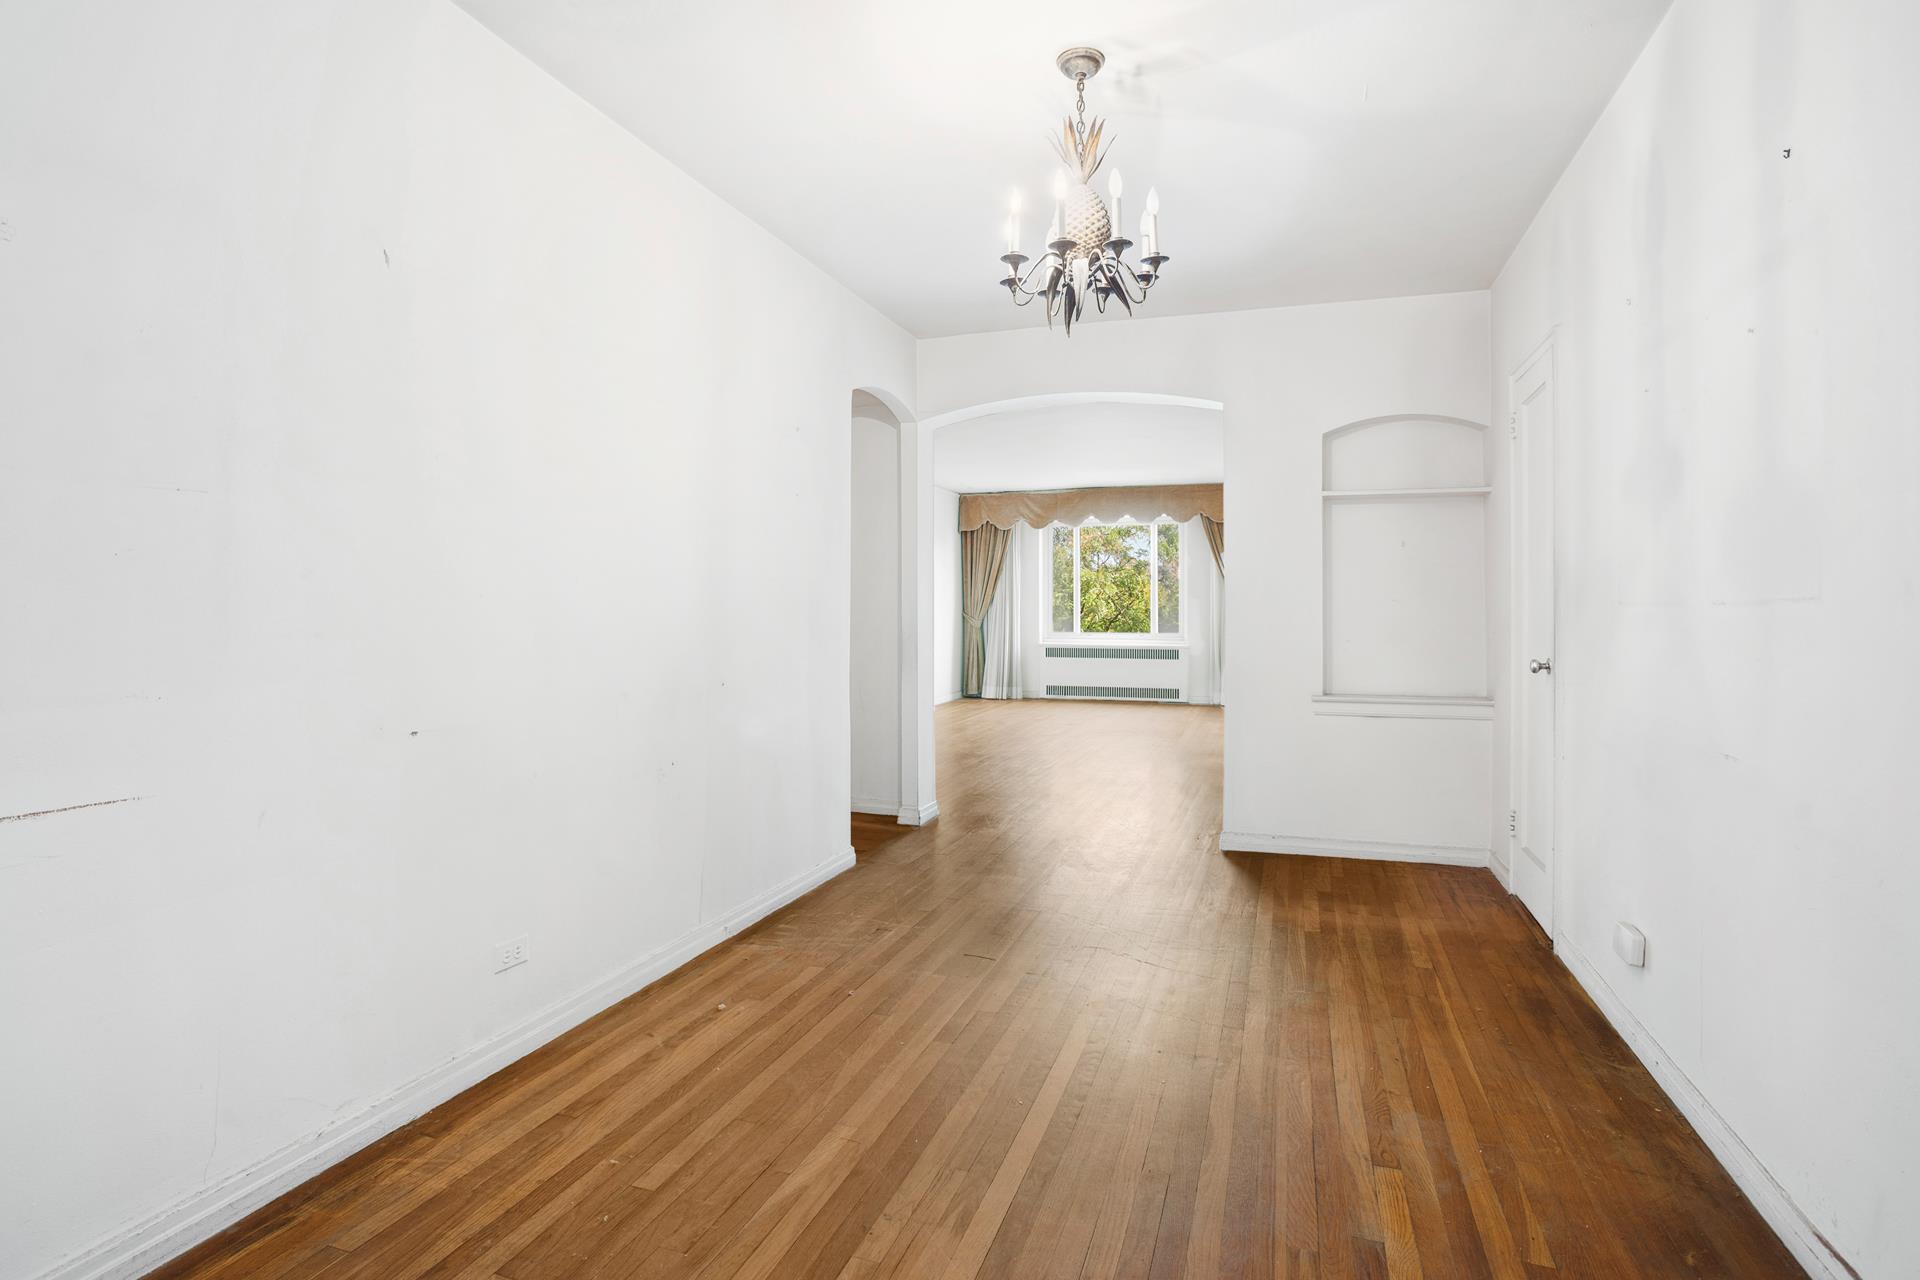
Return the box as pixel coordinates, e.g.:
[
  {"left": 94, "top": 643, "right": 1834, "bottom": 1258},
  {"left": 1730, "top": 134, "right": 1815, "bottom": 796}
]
[{"left": 848, "top": 388, "right": 937, "bottom": 858}]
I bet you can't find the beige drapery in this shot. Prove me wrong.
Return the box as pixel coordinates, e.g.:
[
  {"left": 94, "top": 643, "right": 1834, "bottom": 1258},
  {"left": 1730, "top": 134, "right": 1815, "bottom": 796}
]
[
  {"left": 1201, "top": 515, "right": 1225, "bottom": 577},
  {"left": 960, "top": 524, "right": 1012, "bottom": 698},
  {"left": 959, "top": 483, "right": 1223, "bottom": 534}
]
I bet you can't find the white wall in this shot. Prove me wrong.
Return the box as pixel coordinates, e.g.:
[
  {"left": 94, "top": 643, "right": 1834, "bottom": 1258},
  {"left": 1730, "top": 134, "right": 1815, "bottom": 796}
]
[
  {"left": 920, "top": 292, "right": 1491, "bottom": 859},
  {"left": 0, "top": 3, "right": 915, "bottom": 1277},
  {"left": 1489, "top": 2, "right": 1919, "bottom": 1275},
  {"left": 932, "top": 486, "right": 963, "bottom": 702},
  {"left": 851, "top": 408, "right": 901, "bottom": 806}
]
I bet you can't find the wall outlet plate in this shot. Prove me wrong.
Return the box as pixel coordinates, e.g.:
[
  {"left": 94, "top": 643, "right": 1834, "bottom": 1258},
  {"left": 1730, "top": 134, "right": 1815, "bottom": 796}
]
[
  {"left": 495, "top": 935, "right": 529, "bottom": 972},
  {"left": 1613, "top": 922, "right": 1647, "bottom": 968}
]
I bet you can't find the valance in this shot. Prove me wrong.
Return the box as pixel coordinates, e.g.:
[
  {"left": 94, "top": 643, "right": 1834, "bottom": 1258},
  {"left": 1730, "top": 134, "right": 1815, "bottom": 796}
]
[{"left": 958, "top": 483, "right": 1223, "bottom": 533}]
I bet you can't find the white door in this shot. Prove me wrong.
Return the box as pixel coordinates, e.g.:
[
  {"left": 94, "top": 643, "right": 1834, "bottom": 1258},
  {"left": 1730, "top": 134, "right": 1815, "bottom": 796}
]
[{"left": 1511, "top": 345, "right": 1556, "bottom": 934}]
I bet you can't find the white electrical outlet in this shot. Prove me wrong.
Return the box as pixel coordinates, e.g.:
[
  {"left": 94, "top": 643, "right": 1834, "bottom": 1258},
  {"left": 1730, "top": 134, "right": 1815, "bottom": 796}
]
[{"left": 495, "top": 935, "right": 529, "bottom": 972}]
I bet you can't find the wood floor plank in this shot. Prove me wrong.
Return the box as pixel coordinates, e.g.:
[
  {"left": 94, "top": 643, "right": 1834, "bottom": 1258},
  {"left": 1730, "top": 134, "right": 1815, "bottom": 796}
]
[{"left": 148, "top": 700, "right": 1805, "bottom": 1280}]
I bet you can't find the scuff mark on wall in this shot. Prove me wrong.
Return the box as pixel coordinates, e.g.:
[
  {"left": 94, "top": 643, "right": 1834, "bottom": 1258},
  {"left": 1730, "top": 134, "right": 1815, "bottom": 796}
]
[
  {"left": 0, "top": 796, "right": 141, "bottom": 823},
  {"left": 1809, "top": 1228, "right": 1862, "bottom": 1280}
]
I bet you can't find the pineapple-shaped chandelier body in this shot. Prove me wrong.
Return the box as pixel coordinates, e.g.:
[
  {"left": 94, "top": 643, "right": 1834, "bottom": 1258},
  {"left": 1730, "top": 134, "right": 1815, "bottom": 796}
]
[
  {"left": 998, "top": 48, "right": 1168, "bottom": 334},
  {"left": 1055, "top": 114, "right": 1113, "bottom": 263},
  {"left": 1063, "top": 185, "right": 1112, "bottom": 263}
]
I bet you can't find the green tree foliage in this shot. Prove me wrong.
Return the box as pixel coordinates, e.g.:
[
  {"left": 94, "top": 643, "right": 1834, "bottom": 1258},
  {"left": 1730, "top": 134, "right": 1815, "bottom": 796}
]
[{"left": 1078, "top": 524, "right": 1151, "bottom": 633}]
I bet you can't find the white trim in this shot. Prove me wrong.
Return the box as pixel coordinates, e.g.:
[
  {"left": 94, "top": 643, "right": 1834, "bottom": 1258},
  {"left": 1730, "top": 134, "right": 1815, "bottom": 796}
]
[
  {"left": 851, "top": 796, "right": 899, "bottom": 816},
  {"left": 1488, "top": 844, "right": 1512, "bottom": 889},
  {"left": 1042, "top": 636, "right": 1190, "bottom": 652},
  {"left": 1311, "top": 694, "right": 1493, "bottom": 720},
  {"left": 1219, "top": 831, "right": 1490, "bottom": 868},
  {"left": 897, "top": 799, "right": 939, "bottom": 826},
  {"left": 934, "top": 689, "right": 963, "bottom": 705},
  {"left": 1322, "top": 486, "right": 1493, "bottom": 499},
  {"left": 922, "top": 391, "right": 1224, "bottom": 433},
  {"left": 1554, "top": 940, "right": 1858, "bottom": 1280},
  {"left": 33, "top": 847, "right": 857, "bottom": 1280}
]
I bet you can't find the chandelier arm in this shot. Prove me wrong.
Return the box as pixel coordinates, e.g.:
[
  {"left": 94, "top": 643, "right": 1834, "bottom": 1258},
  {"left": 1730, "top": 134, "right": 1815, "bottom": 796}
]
[
  {"left": 1017, "top": 253, "right": 1061, "bottom": 295},
  {"left": 1132, "top": 256, "right": 1166, "bottom": 296}
]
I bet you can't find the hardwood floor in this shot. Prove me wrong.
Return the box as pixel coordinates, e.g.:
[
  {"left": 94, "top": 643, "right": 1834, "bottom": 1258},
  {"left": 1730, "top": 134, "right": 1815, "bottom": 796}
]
[{"left": 150, "top": 699, "right": 1802, "bottom": 1279}]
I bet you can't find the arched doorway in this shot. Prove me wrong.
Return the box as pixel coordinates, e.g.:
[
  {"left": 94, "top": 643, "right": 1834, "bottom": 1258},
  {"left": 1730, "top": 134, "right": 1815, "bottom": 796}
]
[{"left": 849, "top": 388, "right": 937, "bottom": 832}]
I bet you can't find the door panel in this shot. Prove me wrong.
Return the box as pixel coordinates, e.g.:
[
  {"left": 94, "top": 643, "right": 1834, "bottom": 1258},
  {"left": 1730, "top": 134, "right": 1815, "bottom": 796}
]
[{"left": 1512, "top": 349, "right": 1556, "bottom": 933}]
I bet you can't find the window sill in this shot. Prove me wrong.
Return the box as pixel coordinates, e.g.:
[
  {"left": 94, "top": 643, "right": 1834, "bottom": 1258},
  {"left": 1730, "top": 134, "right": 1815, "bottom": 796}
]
[
  {"left": 1043, "top": 636, "right": 1189, "bottom": 650},
  {"left": 1311, "top": 694, "right": 1493, "bottom": 720}
]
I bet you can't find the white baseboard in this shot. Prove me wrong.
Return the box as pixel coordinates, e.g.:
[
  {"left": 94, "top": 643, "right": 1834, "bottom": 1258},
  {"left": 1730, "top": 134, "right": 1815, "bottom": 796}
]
[
  {"left": 1555, "top": 940, "right": 1857, "bottom": 1280},
  {"left": 34, "top": 847, "right": 858, "bottom": 1280},
  {"left": 1489, "top": 843, "right": 1512, "bottom": 888},
  {"left": 850, "top": 796, "right": 899, "bottom": 817},
  {"left": 1219, "top": 831, "right": 1489, "bottom": 868},
  {"left": 897, "top": 799, "right": 939, "bottom": 826},
  {"left": 935, "top": 689, "right": 962, "bottom": 705}
]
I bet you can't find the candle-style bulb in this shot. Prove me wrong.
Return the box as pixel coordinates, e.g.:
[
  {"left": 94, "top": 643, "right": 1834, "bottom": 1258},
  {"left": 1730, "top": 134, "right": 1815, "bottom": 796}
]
[
  {"left": 1108, "top": 170, "right": 1123, "bottom": 199},
  {"left": 1010, "top": 187, "right": 1023, "bottom": 214},
  {"left": 1053, "top": 170, "right": 1069, "bottom": 200},
  {"left": 1145, "top": 187, "right": 1160, "bottom": 215}
]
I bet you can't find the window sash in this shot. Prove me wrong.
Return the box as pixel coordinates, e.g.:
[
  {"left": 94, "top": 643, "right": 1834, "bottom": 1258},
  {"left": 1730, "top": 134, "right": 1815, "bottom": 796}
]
[{"left": 1047, "top": 519, "right": 1183, "bottom": 639}]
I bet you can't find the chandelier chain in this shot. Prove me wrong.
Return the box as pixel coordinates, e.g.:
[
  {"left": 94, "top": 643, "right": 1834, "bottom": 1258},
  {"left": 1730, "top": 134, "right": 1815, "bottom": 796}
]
[{"left": 1074, "top": 74, "right": 1087, "bottom": 143}]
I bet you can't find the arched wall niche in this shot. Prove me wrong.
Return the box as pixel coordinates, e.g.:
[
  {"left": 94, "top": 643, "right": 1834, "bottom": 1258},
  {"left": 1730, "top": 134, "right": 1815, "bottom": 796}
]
[
  {"left": 1315, "top": 415, "right": 1495, "bottom": 720},
  {"left": 854, "top": 384, "right": 915, "bottom": 428}
]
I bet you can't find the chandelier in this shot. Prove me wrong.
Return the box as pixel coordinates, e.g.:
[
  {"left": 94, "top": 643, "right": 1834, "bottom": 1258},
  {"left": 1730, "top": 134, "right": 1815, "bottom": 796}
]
[{"left": 999, "top": 48, "right": 1168, "bottom": 334}]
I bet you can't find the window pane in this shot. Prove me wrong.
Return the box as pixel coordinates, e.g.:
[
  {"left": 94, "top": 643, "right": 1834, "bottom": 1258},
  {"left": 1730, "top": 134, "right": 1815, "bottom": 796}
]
[
  {"left": 1078, "top": 524, "right": 1151, "bottom": 633},
  {"left": 1156, "top": 521, "right": 1181, "bottom": 633},
  {"left": 1051, "top": 526, "right": 1076, "bottom": 632}
]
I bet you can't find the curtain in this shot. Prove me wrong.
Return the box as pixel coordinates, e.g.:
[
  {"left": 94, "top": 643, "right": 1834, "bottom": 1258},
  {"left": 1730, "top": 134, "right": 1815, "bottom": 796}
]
[
  {"left": 960, "top": 523, "right": 1011, "bottom": 697},
  {"left": 960, "top": 483, "right": 1223, "bottom": 533},
  {"left": 1197, "top": 517, "right": 1225, "bottom": 704},
  {"left": 1209, "top": 562, "right": 1227, "bottom": 706},
  {"left": 983, "top": 524, "right": 1026, "bottom": 698},
  {"left": 1201, "top": 515, "right": 1225, "bottom": 578}
]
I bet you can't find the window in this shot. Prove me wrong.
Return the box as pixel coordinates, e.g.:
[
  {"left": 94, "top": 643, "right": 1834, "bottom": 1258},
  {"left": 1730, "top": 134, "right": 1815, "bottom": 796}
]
[{"left": 1045, "top": 520, "right": 1184, "bottom": 638}]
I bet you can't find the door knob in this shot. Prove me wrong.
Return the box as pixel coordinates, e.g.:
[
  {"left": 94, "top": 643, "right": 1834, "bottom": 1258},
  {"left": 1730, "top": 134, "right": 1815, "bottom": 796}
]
[{"left": 1529, "top": 658, "right": 1552, "bottom": 674}]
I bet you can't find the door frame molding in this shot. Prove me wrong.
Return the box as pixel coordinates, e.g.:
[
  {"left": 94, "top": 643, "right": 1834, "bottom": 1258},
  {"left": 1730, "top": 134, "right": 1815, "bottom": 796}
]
[
  {"left": 1506, "top": 328, "right": 1560, "bottom": 935},
  {"left": 853, "top": 385, "right": 938, "bottom": 827}
]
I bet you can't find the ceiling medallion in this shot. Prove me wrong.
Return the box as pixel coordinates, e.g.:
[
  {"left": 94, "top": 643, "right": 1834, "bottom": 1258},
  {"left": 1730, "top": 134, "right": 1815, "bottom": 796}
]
[{"left": 999, "top": 47, "right": 1168, "bottom": 335}]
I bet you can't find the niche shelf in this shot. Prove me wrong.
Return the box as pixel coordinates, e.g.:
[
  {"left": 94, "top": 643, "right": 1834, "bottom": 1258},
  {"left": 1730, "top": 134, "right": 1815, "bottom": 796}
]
[{"left": 1317, "top": 416, "right": 1492, "bottom": 719}]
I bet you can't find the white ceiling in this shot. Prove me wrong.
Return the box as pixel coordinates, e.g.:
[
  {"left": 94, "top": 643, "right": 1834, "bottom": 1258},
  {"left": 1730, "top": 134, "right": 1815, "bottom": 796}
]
[
  {"left": 934, "top": 404, "right": 1223, "bottom": 494},
  {"left": 456, "top": 0, "right": 1669, "bottom": 338}
]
